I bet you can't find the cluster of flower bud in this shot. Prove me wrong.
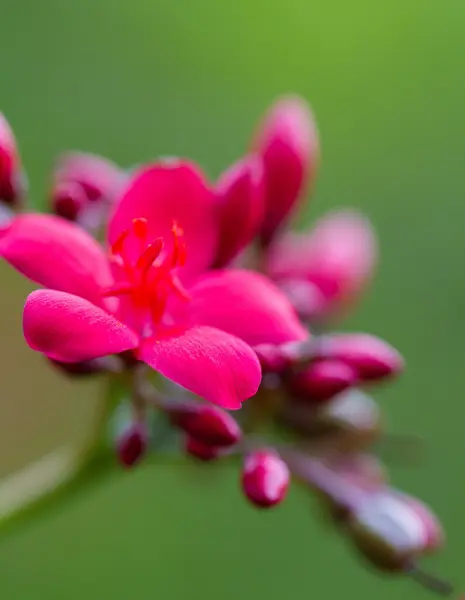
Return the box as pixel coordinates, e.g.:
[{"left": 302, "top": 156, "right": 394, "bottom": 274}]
[{"left": 0, "top": 96, "right": 451, "bottom": 596}]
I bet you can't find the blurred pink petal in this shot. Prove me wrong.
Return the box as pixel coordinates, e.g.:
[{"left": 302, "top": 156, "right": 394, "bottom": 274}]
[
  {"left": 267, "top": 210, "right": 378, "bottom": 319},
  {"left": 139, "top": 326, "right": 261, "bottom": 410},
  {"left": 0, "top": 214, "right": 114, "bottom": 308},
  {"left": 23, "top": 290, "right": 138, "bottom": 363},
  {"left": 108, "top": 161, "right": 217, "bottom": 280},
  {"left": 213, "top": 155, "right": 264, "bottom": 267},
  {"left": 252, "top": 96, "right": 319, "bottom": 245},
  {"left": 188, "top": 269, "right": 308, "bottom": 346}
]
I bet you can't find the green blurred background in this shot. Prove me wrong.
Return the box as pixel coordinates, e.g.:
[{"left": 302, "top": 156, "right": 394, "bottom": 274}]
[{"left": 1, "top": 0, "right": 465, "bottom": 598}]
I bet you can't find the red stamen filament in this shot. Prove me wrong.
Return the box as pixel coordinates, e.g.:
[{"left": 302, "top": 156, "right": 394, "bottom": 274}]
[{"left": 104, "top": 218, "right": 190, "bottom": 326}]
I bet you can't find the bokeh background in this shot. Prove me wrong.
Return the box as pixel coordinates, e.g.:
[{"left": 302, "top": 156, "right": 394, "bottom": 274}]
[{"left": 1, "top": 1, "right": 465, "bottom": 598}]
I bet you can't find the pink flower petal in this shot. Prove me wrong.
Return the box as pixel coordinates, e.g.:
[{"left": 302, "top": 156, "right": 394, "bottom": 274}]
[
  {"left": 212, "top": 155, "right": 264, "bottom": 267},
  {"left": 0, "top": 214, "right": 114, "bottom": 308},
  {"left": 187, "top": 269, "right": 308, "bottom": 346},
  {"left": 267, "top": 210, "right": 377, "bottom": 317},
  {"left": 23, "top": 290, "right": 138, "bottom": 363},
  {"left": 251, "top": 96, "right": 319, "bottom": 245},
  {"left": 108, "top": 161, "right": 217, "bottom": 280},
  {"left": 139, "top": 326, "right": 261, "bottom": 410}
]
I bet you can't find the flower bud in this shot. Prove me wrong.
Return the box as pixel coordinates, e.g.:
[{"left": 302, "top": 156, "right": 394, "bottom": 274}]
[
  {"left": 213, "top": 155, "right": 264, "bottom": 267},
  {"left": 347, "top": 492, "right": 442, "bottom": 572},
  {"left": 315, "top": 333, "right": 404, "bottom": 381},
  {"left": 0, "top": 113, "right": 25, "bottom": 207},
  {"left": 241, "top": 449, "right": 290, "bottom": 508},
  {"left": 279, "top": 389, "right": 382, "bottom": 452},
  {"left": 251, "top": 96, "right": 319, "bottom": 245},
  {"left": 266, "top": 211, "right": 377, "bottom": 320},
  {"left": 168, "top": 403, "right": 241, "bottom": 447},
  {"left": 254, "top": 343, "right": 290, "bottom": 373},
  {"left": 54, "top": 151, "right": 124, "bottom": 203},
  {"left": 286, "top": 359, "right": 358, "bottom": 403},
  {"left": 51, "top": 181, "right": 87, "bottom": 222},
  {"left": 393, "top": 493, "right": 444, "bottom": 553},
  {"left": 185, "top": 436, "right": 222, "bottom": 462},
  {"left": 116, "top": 421, "right": 149, "bottom": 468},
  {"left": 317, "top": 389, "right": 382, "bottom": 451}
]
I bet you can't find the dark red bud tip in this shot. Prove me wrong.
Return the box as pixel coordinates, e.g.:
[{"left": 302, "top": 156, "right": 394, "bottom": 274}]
[
  {"left": 287, "top": 359, "right": 358, "bottom": 403},
  {"left": 185, "top": 436, "right": 222, "bottom": 462},
  {"left": 168, "top": 404, "right": 241, "bottom": 447},
  {"left": 0, "top": 113, "right": 23, "bottom": 207},
  {"left": 116, "top": 422, "right": 149, "bottom": 469},
  {"left": 317, "top": 334, "right": 404, "bottom": 381},
  {"left": 213, "top": 155, "right": 265, "bottom": 268},
  {"left": 241, "top": 449, "right": 290, "bottom": 508},
  {"left": 51, "top": 181, "right": 87, "bottom": 221},
  {"left": 47, "top": 357, "right": 105, "bottom": 376}
]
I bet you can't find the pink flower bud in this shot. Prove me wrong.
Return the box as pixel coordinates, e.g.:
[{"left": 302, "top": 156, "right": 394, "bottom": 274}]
[
  {"left": 286, "top": 359, "right": 358, "bottom": 402},
  {"left": 241, "top": 449, "right": 290, "bottom": 508},
  {"left": 315, "top": 333, "right": 404, "bottom": 381},
  {"left": 51, "top": 181, "right": 87, "bottom": 222},
  {"left": 395, "top": 493, "right": 444, "bottom": 553},
  {"left": 185, "top": 436, "right": 222, "bottom": 462},
  {"left": 213, "top": 155, "right": 264, "bottom": 267},
  {"left": 0, "top": 113, "right": 24, "bottom": 206},
  {"left": 266, "top": 211, "right": 377, "bottom": 320},
  {"left": 53, "top": 151, "right": 124, "bottom": 203},
  {"left": 251, "top": 96, "right": 319, "bottom": 245},
  {"left": 116, "top": 421, "right": 149, "bottom": 468},
  {"left": 253, "top": 343, "right": 289, "bottom": 373},
  {"left": 168, "top": 404, "right": 241, "bottom": 447}
]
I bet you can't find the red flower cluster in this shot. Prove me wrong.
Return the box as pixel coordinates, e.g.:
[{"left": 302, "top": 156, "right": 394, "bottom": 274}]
[{"left": 0, "top": 98, "right": 452, "bottom": 595}]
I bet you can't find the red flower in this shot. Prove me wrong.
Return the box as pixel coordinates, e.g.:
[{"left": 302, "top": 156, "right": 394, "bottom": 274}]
[{"left": 0, "top": 160, "right": 307, "bottom": 409}]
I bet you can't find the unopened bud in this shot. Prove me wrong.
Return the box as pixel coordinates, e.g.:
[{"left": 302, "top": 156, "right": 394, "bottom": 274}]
[
  {"left": 0, "top": 113, "right": 25, "bottom": 207},
  {"left": 347, "top": 492, "right": 443, "bottom": 573},
  {"left": 241, "top": 449, "right": 290, "bottom": 508},
  {"left": 213, "top": 155, "right": 264, "bottom": 267},
  {"left": 54, "top": 151, "right": 124, "bottom": 203},
  {"left": 252, "top": 96, "right": 319, "bottom": 245},
  {"left": 168, "top": 403, "right": 241, "bottom": 447},
  {"left": 254, "top": 343, "right": 290, "bottom": 373},
  {"left": 51, "top": 181, "right": 87, "bottom": 222},
  {"left": 287, "top": 359, "right": 358, "bottom": 403},
  {"left": 279, "top": 389, "right": 382, "bottom": 453},
  {"left": 316, "top": 333, "right": 404, "bottom": 381},
  {"left": 185, "top": 436, "right": 222, "bottom": 462},
  {"left": 266, "top": 211, "right": 377, "bottom": 320},
  {"left": 393, "top": 492, "right": 444, "bottom": 553},
  {"left": 116, "top": 421, "right": 149, "bottom": 468}
]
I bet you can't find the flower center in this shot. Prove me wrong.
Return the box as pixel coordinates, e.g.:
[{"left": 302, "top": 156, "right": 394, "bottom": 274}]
[{"left": 103, "top": 218, "right": 190, "bottom": 327}]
